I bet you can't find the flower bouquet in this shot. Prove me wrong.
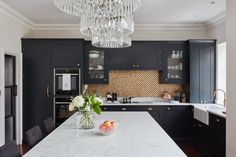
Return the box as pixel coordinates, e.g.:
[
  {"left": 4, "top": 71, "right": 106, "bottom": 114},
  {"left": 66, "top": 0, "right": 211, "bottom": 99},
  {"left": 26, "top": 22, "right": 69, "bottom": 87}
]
[{"left": 69, "top": 94, "right": 103, "bottom": 129}]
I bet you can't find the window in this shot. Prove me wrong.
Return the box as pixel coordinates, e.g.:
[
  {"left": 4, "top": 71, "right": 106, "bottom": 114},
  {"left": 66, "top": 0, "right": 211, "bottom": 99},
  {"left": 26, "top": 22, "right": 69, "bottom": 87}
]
[{"left": 216, "top": 42, "right": 226, "bottom": 106}]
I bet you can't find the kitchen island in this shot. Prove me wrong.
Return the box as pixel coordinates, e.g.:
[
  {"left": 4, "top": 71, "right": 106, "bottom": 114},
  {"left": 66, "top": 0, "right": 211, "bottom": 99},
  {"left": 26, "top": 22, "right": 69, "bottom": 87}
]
[{"left": 23, "top": 112, "right": 186, "bottom": 157}]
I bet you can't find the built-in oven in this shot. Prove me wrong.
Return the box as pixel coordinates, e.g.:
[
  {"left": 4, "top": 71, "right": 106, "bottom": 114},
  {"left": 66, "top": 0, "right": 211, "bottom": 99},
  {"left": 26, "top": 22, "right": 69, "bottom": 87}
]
[
  {"left": 53, "top": 68, "right": 81, "bottom": 125},
  {"left": 54, "top": 68, "right": 81, "bottom": 96}
]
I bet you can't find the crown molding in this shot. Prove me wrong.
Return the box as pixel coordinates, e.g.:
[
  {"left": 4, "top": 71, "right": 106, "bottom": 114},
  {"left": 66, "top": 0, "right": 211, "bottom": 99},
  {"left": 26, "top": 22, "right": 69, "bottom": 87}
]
[
  {"left": 0, "top": 1, "right": 225, "bottom": 31},
  {"left": 205, "top": 12, "right": 226, "bottom": 29},
  {"left": 0, "top": 1, "right": 35, "bottom": 29}
]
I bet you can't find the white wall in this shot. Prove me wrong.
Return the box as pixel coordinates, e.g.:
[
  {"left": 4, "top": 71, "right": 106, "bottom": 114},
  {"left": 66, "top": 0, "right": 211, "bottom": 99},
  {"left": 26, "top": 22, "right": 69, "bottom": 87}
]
[
  {"left": 0, "top": 5, "right": 30, "bottom": 146},
  {"left": 206, "top": 21, "right": 226, "bottom": 44},
  {"left": 226, "top": 0, "right": 236, "bottom": 156}
]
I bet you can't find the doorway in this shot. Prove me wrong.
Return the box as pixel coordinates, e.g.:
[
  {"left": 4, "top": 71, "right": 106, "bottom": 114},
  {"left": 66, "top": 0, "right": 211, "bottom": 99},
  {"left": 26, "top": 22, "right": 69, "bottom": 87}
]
[{"left": 5, "top": 54, "right": 17, "bottom": 143}]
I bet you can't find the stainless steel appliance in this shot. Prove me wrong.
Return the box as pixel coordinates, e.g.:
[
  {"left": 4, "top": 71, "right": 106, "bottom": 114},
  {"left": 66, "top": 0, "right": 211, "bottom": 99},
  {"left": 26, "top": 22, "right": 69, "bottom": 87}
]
[{"left": 53, "top": 68, "right": 81, "bottom": 125}]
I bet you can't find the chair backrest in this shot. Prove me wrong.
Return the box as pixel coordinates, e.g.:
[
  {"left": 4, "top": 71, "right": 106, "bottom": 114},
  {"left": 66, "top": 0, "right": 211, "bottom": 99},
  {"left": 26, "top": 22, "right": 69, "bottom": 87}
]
[
  {"left": 44, "top": 117, "right": 55, "bottom": 134},
  {"left": 0, "top": 141, "right": 22, "bottom": 157},
  {"left": 25, "top": 125, "right": 43, "bottom": 148}
]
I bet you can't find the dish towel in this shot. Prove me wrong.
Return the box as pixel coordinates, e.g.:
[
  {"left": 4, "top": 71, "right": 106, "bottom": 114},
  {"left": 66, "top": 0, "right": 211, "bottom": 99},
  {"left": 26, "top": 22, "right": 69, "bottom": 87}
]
[{"left": 62, "top": 74, "right": 71, "bottom": 91}]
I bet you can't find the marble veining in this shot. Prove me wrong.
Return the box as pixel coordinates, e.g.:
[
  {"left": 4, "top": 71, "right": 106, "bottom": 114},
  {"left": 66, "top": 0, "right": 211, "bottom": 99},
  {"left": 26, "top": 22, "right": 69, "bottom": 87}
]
[{"left": 23, "top": 112, "right": 186, "bottom": 157}]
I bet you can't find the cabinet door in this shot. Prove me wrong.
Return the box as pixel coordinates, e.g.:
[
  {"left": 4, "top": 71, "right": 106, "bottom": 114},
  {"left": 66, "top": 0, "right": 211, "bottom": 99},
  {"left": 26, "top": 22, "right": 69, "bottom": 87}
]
[
  {"left": 23, "top": 45, "right": 53, "bottom": 137},
  {"left": 189, "top": 40, "right": 216, "bottom": 103},
  {"left": 162, "top": 106, "right": 193, "bottom": 140},
  {"left": 84, "top": 44, "right": 109, "bottom": 84},
  {"left": 133, "top": 42, "right": 163, "bottom": 70},
  {"left": 52, "top": 41, "right": 83, "bottom": 68},
  {"left": 199, "top": 44, "right": 215, "bottom": 103},
  {"left": 190, "top": 44, "right": 201, "bottom": 103},
  {"left": 162, "top": 42, "right": 188, "bottom": 84},
  {"left": 209, "top": 114, "right": 226, "bottom": 157},
  {"left": 108, "top": 47, "right": 134, "bottom": 70}
]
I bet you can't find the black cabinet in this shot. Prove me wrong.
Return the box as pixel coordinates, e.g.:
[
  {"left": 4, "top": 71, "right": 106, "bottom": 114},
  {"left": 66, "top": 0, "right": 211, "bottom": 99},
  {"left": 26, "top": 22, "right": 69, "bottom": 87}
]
[
  {"left": 193, "top": 120, "right": 210, "bottom": 152},
  {"left": 101, "top": 105, "right": 193, "bottom": 140},
  {"left": 22, "top": 39, "right": 83, "bottom": 138},
  {"left": 83, "top": 42, "right": 109, "bottom": 84},
  {"left": 209, "top": 113, "right": 226, "bottom": 157},
  {"left": 161, "top": 106, "right": 193, "bottom": 140},
  {"left": 189, "top": 40, "right": 216, "bottom": 103},
  {"left": 162, "top": 42, "right": 188, "bottom": 84},
  {"left": 108, "top": 41, "right": 163, "bottom": 70}
]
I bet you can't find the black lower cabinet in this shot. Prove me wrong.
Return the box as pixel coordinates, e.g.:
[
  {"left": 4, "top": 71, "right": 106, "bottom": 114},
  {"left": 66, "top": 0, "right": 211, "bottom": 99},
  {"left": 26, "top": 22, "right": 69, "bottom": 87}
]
[
  {"left": 101, "top": 105, "right": 193, "bottom": 141},
  {"left": 161, "top": 106, "right": 193, "bottom": 141},
  {"left": 209, "top": 113, "right": 226, "bottom": 157}
]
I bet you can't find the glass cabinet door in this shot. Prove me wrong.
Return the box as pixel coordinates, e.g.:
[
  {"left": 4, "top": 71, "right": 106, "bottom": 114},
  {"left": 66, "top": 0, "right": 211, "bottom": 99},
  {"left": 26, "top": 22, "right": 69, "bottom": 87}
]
[
  {"left": 88, "top": 50, "right": 105, "bottom": 79},
  {"left": 84, "top": 46, "right": 108, "bottom": 84},
  {"left": 167, "top": 50, "right": 184, "bottom": 80}
]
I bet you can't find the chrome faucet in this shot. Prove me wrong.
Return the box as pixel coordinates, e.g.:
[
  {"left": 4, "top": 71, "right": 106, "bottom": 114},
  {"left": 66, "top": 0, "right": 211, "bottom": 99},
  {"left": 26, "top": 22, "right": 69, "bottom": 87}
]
[{"left": 214, "top": 89, "right": 227, "bottom": 108}]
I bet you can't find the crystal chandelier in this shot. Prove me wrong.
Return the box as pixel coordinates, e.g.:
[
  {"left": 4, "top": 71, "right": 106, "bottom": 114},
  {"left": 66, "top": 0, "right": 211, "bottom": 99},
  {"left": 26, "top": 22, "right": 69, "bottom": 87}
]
[{"left": 54, "top": 0, "right": 141, "bottom": 48}]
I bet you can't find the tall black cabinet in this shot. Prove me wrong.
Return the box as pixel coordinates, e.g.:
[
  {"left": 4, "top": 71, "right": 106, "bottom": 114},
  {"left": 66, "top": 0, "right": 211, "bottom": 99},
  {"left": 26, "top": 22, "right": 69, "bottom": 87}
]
[
  {"left": 189, "top": 40, "right": 216, "bottom": 103},
  {"left": 22, "top": 39, "right": 83, "bottom": 138}
]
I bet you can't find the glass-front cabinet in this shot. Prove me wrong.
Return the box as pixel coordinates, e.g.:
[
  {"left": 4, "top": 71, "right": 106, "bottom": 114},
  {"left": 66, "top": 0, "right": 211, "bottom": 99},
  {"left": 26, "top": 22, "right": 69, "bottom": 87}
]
[
  {"left": 84, "top": 43, "right": 109, "bottom": 84},
  {"left": 162, "top": 42, "right": 188, "bottom": 84}
]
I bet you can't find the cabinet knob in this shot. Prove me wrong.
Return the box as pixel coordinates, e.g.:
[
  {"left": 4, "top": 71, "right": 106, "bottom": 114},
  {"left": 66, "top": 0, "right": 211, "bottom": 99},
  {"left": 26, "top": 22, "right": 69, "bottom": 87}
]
[
  {"left": 200, "top": 101, "right": 203, "bottom": 103},
  {"left": 203, "top": 101, "right": 207, "bottom": 103},
  {"left": 167, "top": 107, "right": 171, "bottom": 110},
  {"left": 147, "top": 107, "right": 153, "bottom": 111},
  {"left": 77, "top": 64, "right": 80, "bottom": 66},
  {"left": 133, "top": 65, "right": 136, "bottom": 67},
  {"left": 216, "top": 119, "right": 220, "bottom": 122},
  {"left": 165, "top": 79, "right": 168, "bottom": 81},
  {"left": 121, "top": 107, "right": 127, "bottom": 111},
  {"left": 136, "top": 65, "right": 139, "bottom": 68},
  {"left": 103, "top": 107, "right": 107, "bottom": 111}
]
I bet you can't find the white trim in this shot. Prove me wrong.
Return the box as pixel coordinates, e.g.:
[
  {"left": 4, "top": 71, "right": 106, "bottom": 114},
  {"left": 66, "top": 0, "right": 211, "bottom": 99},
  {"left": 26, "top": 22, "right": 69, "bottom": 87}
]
[
  {"left": 0, "top": 1, "right": 34, "bottom": 29},
  {"left": 0, "top": 49, "right": 5, "bottom": 146},
  {"left": 0, "top": 1, "right": 226, "bottom": 31}
]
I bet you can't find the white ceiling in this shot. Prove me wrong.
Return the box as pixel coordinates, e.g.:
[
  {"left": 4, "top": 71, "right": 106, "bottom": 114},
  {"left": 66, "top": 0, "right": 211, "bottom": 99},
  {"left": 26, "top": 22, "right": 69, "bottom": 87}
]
[{"left": 0, "top": 0, "right": 226, "bottom": 25}]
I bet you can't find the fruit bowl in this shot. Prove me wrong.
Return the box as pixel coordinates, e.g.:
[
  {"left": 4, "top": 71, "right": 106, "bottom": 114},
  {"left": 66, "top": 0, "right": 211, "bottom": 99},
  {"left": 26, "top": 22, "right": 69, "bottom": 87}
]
[{"left": 98, "top": 120, "right": 117, "bottom": 135}]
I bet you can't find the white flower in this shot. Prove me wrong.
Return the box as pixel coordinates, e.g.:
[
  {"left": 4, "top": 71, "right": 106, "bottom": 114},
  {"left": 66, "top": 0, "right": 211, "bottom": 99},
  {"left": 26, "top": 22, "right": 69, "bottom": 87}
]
[
  {"left": 94, "top": 97, "right": 103, "bottom": 105},
  {"left": 84, "top": 105, "right": 91, "bottom": 111},
  {"left": 72, "top": 96, "right": 85, "bottom": 108},
  {"left": 69, "top": 103, "right": 75, "bottom": 111}
]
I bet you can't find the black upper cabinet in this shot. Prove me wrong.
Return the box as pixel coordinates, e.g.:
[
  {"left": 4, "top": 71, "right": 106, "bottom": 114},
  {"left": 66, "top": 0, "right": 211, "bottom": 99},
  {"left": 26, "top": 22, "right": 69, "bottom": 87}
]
[
  {"left": 83, "top": 42, "right": 109, "bottom": 84},
  {"left": 52, "top": 40, "right": 83, "bottom": 68},
  {"left": 108, "top": 47, "right": 134, "bottom": 70},
  {"left": 162, "top": 42, "right": 188, "bottom": 84},
  {"left": 133, "top": 42, "right": 163, "bottom": 70},
  {"left": 108, "top": 41, "right": 163, "bottom": 70},
  {"left": 189, "top": 40, "right": 216, "bottom": 103}
]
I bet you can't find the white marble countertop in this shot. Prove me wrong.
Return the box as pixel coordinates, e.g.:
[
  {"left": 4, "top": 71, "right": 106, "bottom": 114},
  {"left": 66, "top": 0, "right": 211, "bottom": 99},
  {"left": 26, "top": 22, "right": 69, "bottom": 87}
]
[{"left": 23, "top": 112, "right": 186, "bottom": 157}]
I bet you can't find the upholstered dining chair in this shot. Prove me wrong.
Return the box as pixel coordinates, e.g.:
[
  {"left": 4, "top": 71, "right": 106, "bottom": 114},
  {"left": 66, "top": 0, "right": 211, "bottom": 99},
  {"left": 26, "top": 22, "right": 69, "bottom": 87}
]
[
  {"left": 25, "top": 125, "right": 43, "bottom": 148},
  {"left": 0, "top": 141, "right": 22, "bottom": 157},
  {"left": 44, "top": 117, "right": 56, "bottom": 134}
]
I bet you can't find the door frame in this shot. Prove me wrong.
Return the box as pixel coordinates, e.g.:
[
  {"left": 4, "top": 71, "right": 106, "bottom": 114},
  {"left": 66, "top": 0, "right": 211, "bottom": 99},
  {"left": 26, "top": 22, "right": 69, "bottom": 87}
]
[{"left": 0, "top": 48, "right": 23, "bottom": 146}]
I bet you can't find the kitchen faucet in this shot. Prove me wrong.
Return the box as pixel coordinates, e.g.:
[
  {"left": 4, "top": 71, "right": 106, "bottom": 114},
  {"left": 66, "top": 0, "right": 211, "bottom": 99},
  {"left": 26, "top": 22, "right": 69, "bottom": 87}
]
[{"left": 214, "top": 89, "right": 227, "bottom": 108}]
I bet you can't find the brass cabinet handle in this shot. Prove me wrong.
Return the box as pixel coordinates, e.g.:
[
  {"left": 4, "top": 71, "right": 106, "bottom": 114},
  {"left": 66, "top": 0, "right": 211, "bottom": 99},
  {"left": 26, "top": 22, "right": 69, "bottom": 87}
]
[
  {"left": 121, "top": 107, "right": 127, "bottom": 111},
  {"left": 46, "top": 85, "right": 50, "bottom": 97},
  {"left": 147, "top": 107, "right": 153, "bottom": 111}
]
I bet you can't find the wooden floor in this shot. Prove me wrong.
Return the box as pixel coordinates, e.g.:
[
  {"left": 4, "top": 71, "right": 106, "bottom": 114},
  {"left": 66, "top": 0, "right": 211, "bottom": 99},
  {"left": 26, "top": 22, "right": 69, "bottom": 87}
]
[
  {"left": 19, "top": 143, "right": 206, "bottom": 157},
  {"left": 178, "top": 144, "right": 206, "bottom": 157}
]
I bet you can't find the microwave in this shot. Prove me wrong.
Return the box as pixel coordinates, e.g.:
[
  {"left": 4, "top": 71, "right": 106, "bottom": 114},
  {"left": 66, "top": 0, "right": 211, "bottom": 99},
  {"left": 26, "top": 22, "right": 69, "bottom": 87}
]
[{"left": 54, "top": 68, "right": 81, "bottom": 96}]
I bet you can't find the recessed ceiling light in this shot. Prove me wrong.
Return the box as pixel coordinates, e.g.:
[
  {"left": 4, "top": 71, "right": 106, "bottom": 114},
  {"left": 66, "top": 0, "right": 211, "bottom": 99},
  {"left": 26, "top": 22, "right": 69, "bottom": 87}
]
[{"left": 210, "top": 1, "right": 216, "bottom": 4}]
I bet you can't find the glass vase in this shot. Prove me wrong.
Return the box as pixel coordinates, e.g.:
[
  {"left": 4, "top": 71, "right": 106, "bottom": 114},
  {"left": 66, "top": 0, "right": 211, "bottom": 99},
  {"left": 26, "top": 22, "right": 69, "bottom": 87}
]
[{"left": 77, "top": 110, "right": 95, "bottom": 129}]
